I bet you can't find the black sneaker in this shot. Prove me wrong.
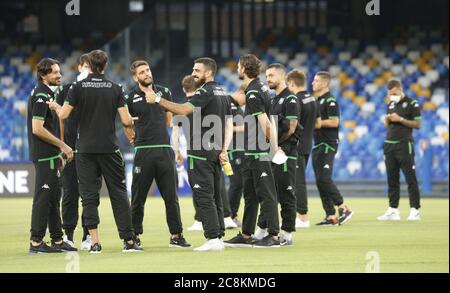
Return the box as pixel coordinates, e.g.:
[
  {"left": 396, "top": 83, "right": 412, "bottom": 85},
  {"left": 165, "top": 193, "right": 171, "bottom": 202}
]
[
  {"left": 224, "top": 232, "right": 254, "bottom": 248},
  {"left": 316, "top": 217, "right": 339, "bottom": 226},
  {"left": 253, "top": 235, "right": 281, "bottom": 248},
  {"left": 135, "top": 237, "right": 142, "bottom": 248},
  {"left": 29, "top": 242, "right": 62, "bottom": 254},
  {"left": 338, "top": 207, "right": 354, "bottom": 225},
  {"left": 169, "top": 234, "right": 192, "bottom": 248},
  {"left": 52, "top": 240, "right": 78, "bottom": 252},
  {"left": 89, "top": 243, "right": 102, "bottom": 254},
  {"left": 123, "top": 240, "right": 143, "bottom": 252}
]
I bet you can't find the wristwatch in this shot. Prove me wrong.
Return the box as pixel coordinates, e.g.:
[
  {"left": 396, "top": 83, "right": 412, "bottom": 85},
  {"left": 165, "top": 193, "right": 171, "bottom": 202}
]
[{"left": 155, "top": 95, "right": 161, "bottom": 104}]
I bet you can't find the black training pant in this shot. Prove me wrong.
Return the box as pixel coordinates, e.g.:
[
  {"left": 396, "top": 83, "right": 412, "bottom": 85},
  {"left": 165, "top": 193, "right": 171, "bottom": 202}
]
[
  {"left": 61, "top": 159, "right": 88, "bottom": 235},
  {"left": 131, "top": 148, "right": 183, "bottom": 235},
  {"left": 30, "top": 161, "right": 63, "bottom": 242},
  {"left": 312, "top": 143, "right": 344, "bottom": 217},
  {"left": 228, "top": 151, "right": 244, "bottom": 219},
  {"left": 76, "top": 152, "right": 134, "bottom": 240},
  {"left": 187, "top": 157, "right": 225, "bottom": 239},
  {"left": 384, "top": 141, "right": 421, "bottom": 209},
  {"left": 242, "top": 155, "right": 279, "bottom": 237},
  {"left": 296, "top": 153, "right": 310, "bottom": 215}
]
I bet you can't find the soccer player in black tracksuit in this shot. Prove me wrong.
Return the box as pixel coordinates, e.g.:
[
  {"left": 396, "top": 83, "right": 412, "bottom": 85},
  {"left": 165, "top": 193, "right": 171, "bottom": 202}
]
[
  {"left": 287, "top": 69, "right": 322, "bottom": 228},
  {"left": 226, "top": 89, "right": 246, "bottom": 227},
  {"left": 225, "top": 54, "right": 281, "bottom": 248},
  {"left": 125, "top": 60, "right": 190, "bottom": 248},
  {"left": 255, "top": 63, "right": 300, "bottom": 246},
  {"left": 54, "top": 54, "right": 91, "bottom": 248},
  {"left": 48, "top": 50, "right": 140, "bottom": 253},
  {"left": 146, "top": 58, "right": 232, "bottom": 252},
  {"left": 378, "top": 79, "right": 422, "bottom": 221},
  {"left": 312, "top": 71, "right": 353, "bottom": 226},
  {"left": 28, "top": 58, "right": 76, "bottom": 253}
]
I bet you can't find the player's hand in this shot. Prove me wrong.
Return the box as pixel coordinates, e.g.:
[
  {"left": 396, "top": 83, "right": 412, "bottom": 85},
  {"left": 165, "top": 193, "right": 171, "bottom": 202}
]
[
  {"left": 46, "top": 99, "right": 60, "bottom": 112},
  {"left": 129, "top": 135, "right": 135, "bottom": 145},
  {"left": 143, "top": 88, "right": 157, "bottom": 104},
  {"left": 389, "top": 113, "right": 402, "bottom": 122},
  {"left": 175, "top": 150, "right": 185, "bottom": 165},
  {"left": 58, "top": 156, "right": 67, "bottom": 172},
  {"left": 219, "top": 151, "right": 229, "bottom": 165},
  {"left": 60, "top": 144, "right": 73, "bottom": 162}
]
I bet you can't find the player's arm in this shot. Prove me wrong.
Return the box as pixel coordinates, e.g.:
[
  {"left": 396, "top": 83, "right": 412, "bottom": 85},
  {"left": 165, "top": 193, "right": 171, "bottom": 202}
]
[
  {"left": 279, "top": 120, "right": 298, "bottom": 144},
  {"left": 234, "top": 125, "right": 245, "bottom": 132},
  {"left": 321, "top": 98, "right": 340, "bottom": 128},
  {"left": 389, "top": 113, "right": 421, "bottom": 129},
  {"left": 279, "top": 95, "right": 299, "bottom": 143},
  {"left": 31, "top": 119, "right": 73, "bottom": 161},
  {"left": 166, "top": 112, "right": 173, "bottom": 129},
  {"left": 171, "top": 125, "right": 185, "bottom": 165},
  {"left": 315, "top": 117, "right": 322, "bottom": 129},
  {"left": 257, "top": 113, "right": 279, "bottom": 152}
]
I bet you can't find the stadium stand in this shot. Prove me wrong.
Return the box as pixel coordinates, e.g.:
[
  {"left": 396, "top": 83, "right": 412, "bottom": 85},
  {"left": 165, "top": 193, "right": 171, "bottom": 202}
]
[
  {"left": 0, "top": 27, "right": 448, "bottom": 183},
  {"left": 214, "top": 26, "right": 449, "bottom": 181}
]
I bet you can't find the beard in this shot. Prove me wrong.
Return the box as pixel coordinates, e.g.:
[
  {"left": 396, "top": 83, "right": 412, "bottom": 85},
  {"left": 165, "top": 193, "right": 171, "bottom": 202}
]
[
  {"left": 193, "top": 75, "right": 206, "bottom": 88},
  {"left": 268, "top": 81, "right": 278, "bottom": 90},
  {"left": 138, "top": 78, "right": 153, "bottom": 87},
  {"left": 48, "top": 78, "right": 61, "bottom": 86}
]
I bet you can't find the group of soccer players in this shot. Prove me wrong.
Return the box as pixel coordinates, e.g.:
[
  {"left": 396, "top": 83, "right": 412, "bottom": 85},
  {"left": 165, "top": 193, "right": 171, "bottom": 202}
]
[{"left": 27, "top": 48, "right": 422, "bottom": 253}]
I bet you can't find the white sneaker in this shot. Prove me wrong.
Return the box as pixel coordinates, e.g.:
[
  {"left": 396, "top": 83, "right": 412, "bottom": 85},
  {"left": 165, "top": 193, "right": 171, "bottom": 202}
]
[
  {"left": 193, "top": 238, "right": 224, "bottom": 252},
  {"left": 407, "top": 208, "right": 421, "bottom": 221},
  {"left": 224, "top": 217, "right": 238, "bottom": 229},
  {"left": 187, "top": 220, "right": 203, "bottom": 231},
  {"left": 279, "top": 231, "right": 293, "bottom": 246},
  {"left": 295, "top": 218, "right": 310, "bottom": 228},
  {"left": 253, "top": 227, "right": 267, "bottom": 240},
  {"left": 377, "top": 207, "right": 401, "bottom": 221},
  {"left": 80, "top": 235, "right": 92, "bottom": 251},
  {"left": 62, "top": 236, "right": 75, "bottom": 248}
]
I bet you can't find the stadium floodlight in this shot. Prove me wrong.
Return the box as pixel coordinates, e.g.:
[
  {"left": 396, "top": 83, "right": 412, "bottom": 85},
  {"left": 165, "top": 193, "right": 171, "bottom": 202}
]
[{"left": 129, "top": 0, "right": 144, "bottom": 12}]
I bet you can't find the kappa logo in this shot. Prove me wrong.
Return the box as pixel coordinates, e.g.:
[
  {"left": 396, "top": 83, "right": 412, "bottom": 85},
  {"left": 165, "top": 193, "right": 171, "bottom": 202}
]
[
  {"left": 193, "top": 184, "right": 201, "bottom": 189},
  {"left": 414, "top": 103, "right": 419, "bottom": 108},
  {"left": 402, "top": 102, "right": 408, "bottom": 108},
  {"left": 286, "top": 186, "right": 293, "bottom": 191},
  {"left": 329, "top": 102, "right": 336, "bottom": 106},
  {"left": 134, "top": 166, "right": 141, "bottom": 174},
  {"left": 412, "top": 165, "right": 416, "bottom": 170},
  {"left": 324, "top": 164, "right": 330, "bottom": 169},
  {"left": 248, "top": 94, "right": 256, "bottom": 99},
  {"left": 36, "top": 98, "right": 44, "bottom": 103},
  {"left": 289, "top": 99, "right": 297, "bottom": 104},
  {"left": 42, "top": 184, "right": 50, "bottom": 190},
  {"left": 260, "top": 172, "right": 268, "bottom": 178}
]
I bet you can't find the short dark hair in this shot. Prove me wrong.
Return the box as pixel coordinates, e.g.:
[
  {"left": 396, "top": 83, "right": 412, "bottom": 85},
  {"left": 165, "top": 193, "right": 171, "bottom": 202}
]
[
  {"left": 182, "top": 75, "right": 196, "bottom": 93},
  {"left": 387, "top": 79, "right": 403, "bottom": 90},
  {"left": 79, "top": 53, "right": 90, "bottom": 66},
  {"left": 36, "top": 58, "right": 59, "bottom": 81},
  {"left": 194, "top": 57, "right": 217, "bottom": 76},
  {"left": 287, "top": 69, "right": 307, "bottom": 87},
  {"left": 316, "top": 71, "right": 331, "bottom": 84},
  {"left": 88, "top": 49, "right": 108, "bottom": 74},
  {"left": 130, "top": 60, "right": 149, "bottom": 75},
  {"left": 239, "top": 54, "right": 262, "bottom": 79},
  {"left": 267, "top": 63, "right": 286, "bottom": 72}
]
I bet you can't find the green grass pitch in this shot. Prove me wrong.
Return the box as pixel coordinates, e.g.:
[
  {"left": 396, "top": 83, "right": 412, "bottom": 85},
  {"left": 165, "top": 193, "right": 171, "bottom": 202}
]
[{"left": 0, "top": 197, "right": 448, "bottom": 273}]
